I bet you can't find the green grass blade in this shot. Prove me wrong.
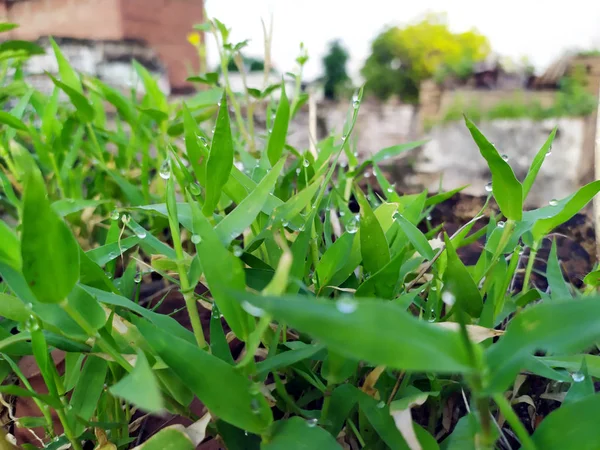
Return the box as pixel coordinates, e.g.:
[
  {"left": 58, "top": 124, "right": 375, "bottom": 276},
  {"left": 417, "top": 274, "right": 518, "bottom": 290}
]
[
  {"left": 135, "top": 317, "right": 273, "bottom": 434},
  {"left": 236, "top": 292, "right": 473, "bottom": 373},
  {"left": 203, "top": 92, "right": 234, "bottom": 215},
  {"left": 523, "top": 128, "right": 556, "bottom": 201},
  {"left": 465, "top": 117, "right": 522, "bottom": 220},
  {"left": 267, "top": 82, "right": 290, "bottom": 166},
  {"left": 355, "top": 187, "right": 390, "bottom": 275}
]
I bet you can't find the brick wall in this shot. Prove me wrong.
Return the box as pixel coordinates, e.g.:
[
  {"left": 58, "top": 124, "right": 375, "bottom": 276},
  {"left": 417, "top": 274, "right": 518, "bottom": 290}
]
[
  {"left": 119, "top": 0, "right": 204, "bottom": 91},
  {"left": 1, "top": 0, "right": 123, "bottom": 40},
  {"left": 0, "top": 0, "right": 203, "bottom": 90}
]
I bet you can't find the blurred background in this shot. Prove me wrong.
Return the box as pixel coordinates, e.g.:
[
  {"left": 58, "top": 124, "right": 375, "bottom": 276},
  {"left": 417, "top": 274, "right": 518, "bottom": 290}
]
[{"left": 2, "top": 0, "right": 600, "bottom": 207}]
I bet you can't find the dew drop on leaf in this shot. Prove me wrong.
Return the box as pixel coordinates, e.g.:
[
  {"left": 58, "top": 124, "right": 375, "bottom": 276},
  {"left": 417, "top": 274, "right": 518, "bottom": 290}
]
[
  {"left": 346, "top": 220, "right": 359, "bottom": 234},
  {"left": 303, "top": 158, "right": 310, "bottom": 168},
  {"left": 191, "top": 234, "right": 201, "bottom": 244},
  {"left": 485, "top": 182, "right": 493, "bottom": 193},
  {"left": 549, "top": 198, "right": 558, "bottom": 206},
  {"left": 110, "top": 210, "right": 120, "bottom": 221},
  {"left": 134, "top": 272, "right": 142, "bottom": 283},
  {"left": 336, "top": 297, "right": 358, "bottom": 314},
  {"left": 242, "top": 301, "right": 265, "bottom": 317},
  {"left": 501, "top": 154, "right": 509, "bottom": 162},
  {"left": 497, "top": 221, "right": 506, "bottom": 229},
  {"left": 441, "top": 291, "right": 456, "bottom": 306},
  {"left": 233, "top": 245, "right": 243, "bottom": 257},
  {"left": 159, "top": 160, "right": 171, "bottom": 180},
  {"left": 307, "top": 418, "right": 318, "bottom": 428},
  {"left": 571, "top": 372, "right": 585, "bottom": 382}
]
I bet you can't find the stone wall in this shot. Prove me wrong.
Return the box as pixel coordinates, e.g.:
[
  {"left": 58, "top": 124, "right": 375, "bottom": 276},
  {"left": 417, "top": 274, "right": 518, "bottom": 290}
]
[
  {"left": 0, "top": 0, "right": 203, "bottom": 90},
  {"left": 18, "top": 37, "right": 169, "bottom": 96}
]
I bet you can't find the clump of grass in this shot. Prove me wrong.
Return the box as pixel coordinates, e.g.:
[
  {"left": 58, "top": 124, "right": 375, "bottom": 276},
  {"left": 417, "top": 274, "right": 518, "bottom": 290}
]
[{"left": 0, "top": 18, "right": 600, "bottom": 450}]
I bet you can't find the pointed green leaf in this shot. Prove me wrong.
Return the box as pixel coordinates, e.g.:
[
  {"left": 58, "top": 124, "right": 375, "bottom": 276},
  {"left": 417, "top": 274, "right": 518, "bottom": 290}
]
[
  {"left": 135, "top": 318, "right": 273, "bottom": 434},
  {"left": 203, "top": 93, "right": 234, "bottom": 215},
  {"left": 395, "top": 213, "right": 435, "bottom": 260},
  {"left": 69, "top": 356, "right": 107, "bottom": 436},
  {"left": 0, "top": 111, "right": 27, "bottom": 130},
  {"left": 0, "top": 221, "right": 21, "bottom": 270},
  {"left": 523, "top": 128, "right": 556, "bottom": 200},
  {"left": 110, "top": 350, "right": 164, "bottom": 413},
  {"left": 236, "top": 292, "right": 473, "bottom": 373},
  {"left": 316, "top": 232, "right": 356, "bottom": 287},
  {"left": 532, "top": 394, "right": 600, "bottom": 449},
  {"left": 465, "top": 117, "right": 522, "bottom": 220},
  {"left": 267, "top": 83, "right": 290, "bottom": 166},
  {"left": 216, "top": 158, "right": 285, "bottom": 245},
  {"left": 355, "top": 187, "right": 390, "bottom": 274},
  {"left": 547, "top": 238, "right": 572, "bottom": 300},
  {"left": 442, "top": 234, "right": 482, "bottom": 318},
  {"left": 49, "top": 37, "right": 82, "bottom": 93},
  {"left": 48, "top": 74, "right": 94, "bottom": 122},
  {"left": 21, "top": 166, "right": 80, "bottom": 303}
]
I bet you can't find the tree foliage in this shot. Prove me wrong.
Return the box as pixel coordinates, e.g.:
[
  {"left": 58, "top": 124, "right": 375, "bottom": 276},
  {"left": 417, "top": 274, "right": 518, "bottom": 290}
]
[
  {"left": 361, "top": 13, "right": 491, "bottom": 103},
  {"left": 322, "top": 39, "right": 350, "bottom": 100}
]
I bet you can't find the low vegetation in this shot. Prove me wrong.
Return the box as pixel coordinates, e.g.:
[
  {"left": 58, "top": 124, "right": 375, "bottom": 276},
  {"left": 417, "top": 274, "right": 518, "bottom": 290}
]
[{"left": 1, "top": 18, "right": 600, "bottom": 450}]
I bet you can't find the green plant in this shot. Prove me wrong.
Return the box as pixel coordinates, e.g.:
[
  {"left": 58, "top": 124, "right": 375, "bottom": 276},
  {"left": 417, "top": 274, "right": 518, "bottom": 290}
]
[
  {"left": 2, "top": 18, "right": 600, "bottom": 450},
  {"left": 322, "top": 39, "right": 351, "bottom": 100},
  {"left": 361, "top": 12, "right": 490, "bottom": 102},
  {"left": 438, "top": 73, "right": 597, "bottom": 125}
]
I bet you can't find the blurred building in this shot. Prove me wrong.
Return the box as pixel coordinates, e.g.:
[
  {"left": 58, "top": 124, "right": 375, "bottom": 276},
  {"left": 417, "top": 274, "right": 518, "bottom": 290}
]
[{"left": 0, "top": 0, "right": 204, "bottom": 92}]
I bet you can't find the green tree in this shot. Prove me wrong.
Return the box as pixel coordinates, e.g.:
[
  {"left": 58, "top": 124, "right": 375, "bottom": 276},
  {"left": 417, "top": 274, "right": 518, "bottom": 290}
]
[
  {"left": 361, "top": 13, "right": 491, "bottom": 103},
  {"left": 322, "top": 39, "right": 350, "bottom": 100}
]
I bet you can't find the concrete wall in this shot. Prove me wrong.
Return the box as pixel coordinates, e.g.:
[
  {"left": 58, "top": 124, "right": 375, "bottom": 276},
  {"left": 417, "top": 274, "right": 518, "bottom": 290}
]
[
  {"left": 412, "top": 118, "right": 586, "bottom": 207},
  {"left": 0, "top": 0, "right": 202, "bottom": 89}
]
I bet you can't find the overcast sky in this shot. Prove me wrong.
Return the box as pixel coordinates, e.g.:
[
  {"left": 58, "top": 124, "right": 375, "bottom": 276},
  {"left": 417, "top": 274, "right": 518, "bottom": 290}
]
[{"left": 204, "top": 0, "right": 600, "bottom": 82}]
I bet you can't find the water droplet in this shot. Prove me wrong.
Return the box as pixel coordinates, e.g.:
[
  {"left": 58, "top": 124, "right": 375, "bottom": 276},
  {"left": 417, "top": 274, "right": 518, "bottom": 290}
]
[
  {"left": 191, "top": 234, "right": 202, "bottom": 244},
  {"left": 217, "top": 101, "right": 222, "bottom": 107},
  {"left": 303, "top": 159, "right": 310, "bottom": 168},
  {"left": 497, "top": 221, "right": 506, "bottom": 229},
  {"left": 307, "top": 418, "right": 318, "bottom": 428},
  {"left": 282, "top": 221, "right": 289, "bottom": 227},
  {"left": 430, "top": 285, "right": 437, "bottom": 291},
  {"left": 299, "top": 224, "right": 305, "bottom": 231},
  {"left": 352, "top": 93, "right": 360, "bottom": 109},
  {"left": 134, "top": 272, "right": 142, "bottom": 283},
  {"left": 110, "top": 210, "right": 120, "bottom": 221},
  {"left": 25, "top": 303, "right": 33, "bottom": 311},
  {"left": 426, "top": 215, "right": 432, "bottom": 221},
  {"left": 340, "top": 161, "right": 348, "bottom": 168},
  {"left": 341, "top": 134, "right": 347, "bottom": 141},
  {"left": 571, "top": 372, "right": 585, "bottom": 382},
  {"left": 549, "top": 198, "right": 558, "bottom": 206},
  {"left": 485, "top": 182, "right": 493, "bottom": 193},
  {"left": 159, "top": 160, "right": 171, "bottom": 180},
  {"left": 295, "top": 168, "right": 301, "bottom": 175},
  {"left": 546, "top": 146, "right": 552, "bottom": 156},
  {"left": 244, "top": 431, "right": 249, "bottom": 436},
  {"left": 364, "top": 171, "right": 371, "bottom": 178},
  {"left": 212, "top": 126, "right": 216, "bottom": 133},
  {"left": 233, "top": 245, "right": 243, "bottom": 257},
  {"left": 376, "top": 401, "right": 386, "bottom": 409},
  {"left": 427, "top": 312, "right": 437, "bottom": 322},
  {"left": 339, "top": 211, "right": 345, "bottom": 217},
  {"left": 188, "top": 183, "right": 201, "bottom": 196},
  {"left": 501, "top": 154, "right": 509, "bottom": 162},
  {"left": 336, "top": 296, "right": 358, "bottom": 314},
  {"left": 105, "top": 272, "right": 113, "bottom": 280},
  {"left": 346, "top": 220, "right": 359, "bottom": 234},
  {"left": 121, "top": 214, "right": 130, "bottom": 225},
  {"left": 441, "top": 291, "right": 456, "bottom": 307},
  {"left": 200, "top": 136, "right": 208, "bottom": 145},
  {"left": 135, "top": 229, "right": 147, "bottom": 239},
  {"left": 269, "top": 128, "right": 273, "bottom": 134},
  {"left": 387, "top": 184, "right": 396, "bottom": 194},
  {"left": 242, "top": 301, "right": 265, "bottom": 317}
]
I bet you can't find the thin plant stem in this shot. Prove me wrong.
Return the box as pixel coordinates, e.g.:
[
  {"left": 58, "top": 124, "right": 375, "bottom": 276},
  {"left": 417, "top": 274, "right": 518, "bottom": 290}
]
[
  {"left": 522, "top": 246, "right": 538, "bottom": 292},
  {"left": 493, "top": 394, "right": 537, "bottom": 450}
]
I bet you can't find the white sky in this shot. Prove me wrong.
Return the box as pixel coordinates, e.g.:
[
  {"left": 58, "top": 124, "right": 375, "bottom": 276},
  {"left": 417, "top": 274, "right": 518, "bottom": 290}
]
[{"left": 204, "top": 0, "right": 600, "bottom": 82}]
